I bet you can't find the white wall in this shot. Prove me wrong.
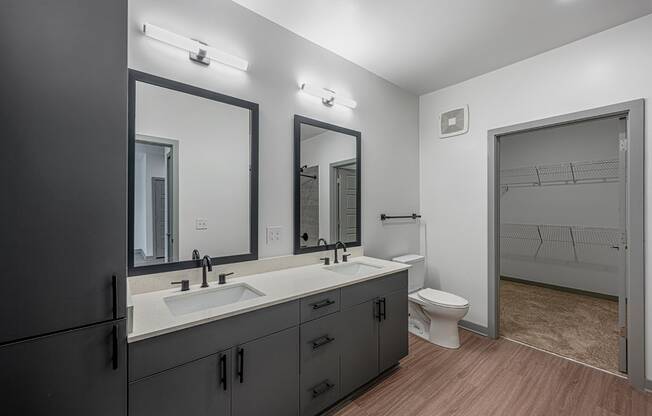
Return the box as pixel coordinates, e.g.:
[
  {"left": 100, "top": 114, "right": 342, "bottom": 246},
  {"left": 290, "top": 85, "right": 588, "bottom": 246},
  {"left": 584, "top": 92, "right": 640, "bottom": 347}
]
[
  {"left": 129, "top": 0, "right": 420, "bottom": 261},
  {"left": 135, "top": 81, "right": 251, "bottom": 260},
  {"left": 300, "top": 130, "right": 357, "bottom": 241},
  {"left": 419, "top": 14, "right": 651, "bottom": 376},
  {"left": 500, "top": 117, "right": 620, "bottom": 295}
]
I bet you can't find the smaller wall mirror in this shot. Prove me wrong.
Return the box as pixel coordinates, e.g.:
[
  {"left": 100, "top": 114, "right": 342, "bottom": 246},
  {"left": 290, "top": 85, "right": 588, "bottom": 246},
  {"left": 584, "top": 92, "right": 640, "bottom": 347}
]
[
  {"left": 128, "top": 70, "right": 258, "bottom": 275},
  {"left": 294, "top": 115, "right": 361, "bottom": 254}
]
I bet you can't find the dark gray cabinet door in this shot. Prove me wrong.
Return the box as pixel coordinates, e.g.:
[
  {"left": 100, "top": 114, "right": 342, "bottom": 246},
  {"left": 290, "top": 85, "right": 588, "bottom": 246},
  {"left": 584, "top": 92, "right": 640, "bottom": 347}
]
[
  {"left": 0, "top": 0, "right": 127, "bottom": 343},
  {"left": 0, "top": 320, "right": 126, "bottom": 415},
  {"left": 232, "top": 327, "right": 300, "bottom": 416},
  {"left": 379, "top": 290, "right": 409, "bottom": 372},
  {"left": 340, "top": 300, "right": 379, "bottom": 396},
  {"left": 130, "top": 350, "right": 231, "bottom": 416}
]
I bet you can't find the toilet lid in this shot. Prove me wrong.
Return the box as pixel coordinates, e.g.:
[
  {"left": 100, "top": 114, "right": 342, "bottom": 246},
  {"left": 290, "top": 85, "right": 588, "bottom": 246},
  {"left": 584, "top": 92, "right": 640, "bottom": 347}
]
[{"left": 418, "top": 288, "right": 469, "bottom": 308}]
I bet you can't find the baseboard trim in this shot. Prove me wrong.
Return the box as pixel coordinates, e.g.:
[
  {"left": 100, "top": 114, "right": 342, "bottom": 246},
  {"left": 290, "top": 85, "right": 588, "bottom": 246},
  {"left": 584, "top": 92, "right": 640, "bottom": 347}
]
[
  {"left": 646, "top": 379, "right": 652, "bottom": 392},
  {"left": 500, "top": 275, "right": 618, "bottom": 302},
  {"left": 459, "top": 320, "right": 488, "bottom": 336}
]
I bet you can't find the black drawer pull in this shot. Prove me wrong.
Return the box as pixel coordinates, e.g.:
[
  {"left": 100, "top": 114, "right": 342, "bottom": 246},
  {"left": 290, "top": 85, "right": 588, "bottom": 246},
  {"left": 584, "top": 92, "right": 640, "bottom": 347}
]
[
  {"left": 311, "top": 335, "right": 335, "bottom": 350},
  {"left": 380, "top": 297, "right": 387, "bottom": 321},
  {"left": 219, "top": 354, "right": 227, "bottom": 391},
  {"left": 236, "top": 348, "right": 244, "bottom": 383},
  {"left": 112, "top": 275, "right": 118, "bottom": 320},
  {"left": 375, "top": 299, "right": 382, "bottom": 322},
  {"left": 311, "top": 299, "right": 335, "bottom": 310},
  {"left": 311, "top": 381, "right": 335, "bottom": 398},
  {"left": 112, "top": 325, "right": 119, "bottom": 370}
]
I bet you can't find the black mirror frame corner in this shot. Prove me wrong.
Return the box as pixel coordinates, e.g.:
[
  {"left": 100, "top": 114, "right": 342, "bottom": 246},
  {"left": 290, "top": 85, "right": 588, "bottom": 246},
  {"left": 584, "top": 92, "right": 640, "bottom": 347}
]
[
  {"left": 127, "top": 69, "right": 259, "bottom": 276},
  {"left": 293, "top": 114, "right": 362, "bottom": 255}
]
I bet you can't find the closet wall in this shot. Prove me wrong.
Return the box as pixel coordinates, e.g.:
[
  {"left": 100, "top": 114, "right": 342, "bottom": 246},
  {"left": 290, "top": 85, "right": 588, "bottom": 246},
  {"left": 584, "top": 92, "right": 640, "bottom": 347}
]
[{"left": 500, "top": 117, "right": 621, "bottom": 296}]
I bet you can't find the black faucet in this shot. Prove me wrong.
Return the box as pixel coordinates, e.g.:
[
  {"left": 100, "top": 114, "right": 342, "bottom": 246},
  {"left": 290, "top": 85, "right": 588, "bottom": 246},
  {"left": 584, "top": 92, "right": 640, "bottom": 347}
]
[
  {"left": 317, "top": 238, "right": 329, "bottom": 248},
  {"left": 201, "top": 255, "right": 212, "bottom": 288},
  {"left": 333, "top": 241, "right": 347, "bottom": 264},
  {"left": 192, "top": 249, "right": 201, "bottom": 260}
]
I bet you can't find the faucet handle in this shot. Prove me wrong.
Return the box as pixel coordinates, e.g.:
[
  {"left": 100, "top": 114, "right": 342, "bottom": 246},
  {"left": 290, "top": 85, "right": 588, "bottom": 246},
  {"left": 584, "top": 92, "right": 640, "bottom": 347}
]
[
  {"left": 320, "top": 257, "right": 330, "bottom": 266},
  {"left": 171, "top": 280, "right": 190, "bottom": 291},
  {"left": 218, "top": 272, "right": 234, "bottom": 285},
  {"left": 342, "top": 253, "right": 351, "bottom": 263}
]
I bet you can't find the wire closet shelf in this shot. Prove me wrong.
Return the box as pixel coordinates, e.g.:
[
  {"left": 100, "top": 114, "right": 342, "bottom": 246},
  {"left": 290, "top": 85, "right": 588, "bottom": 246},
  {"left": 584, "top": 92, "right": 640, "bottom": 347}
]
[
  {"left": 500, "top": 223, "right": 622, "bottom": 271},
  {"left": 500, "top": 158, "right": 619, "bottom": 189}
]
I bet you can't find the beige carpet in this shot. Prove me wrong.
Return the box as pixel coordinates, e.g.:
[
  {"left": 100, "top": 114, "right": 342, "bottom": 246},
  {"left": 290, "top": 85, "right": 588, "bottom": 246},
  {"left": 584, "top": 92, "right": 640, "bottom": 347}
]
[{"left": 500, "top": 279, "right": 620, "bottom": 374}]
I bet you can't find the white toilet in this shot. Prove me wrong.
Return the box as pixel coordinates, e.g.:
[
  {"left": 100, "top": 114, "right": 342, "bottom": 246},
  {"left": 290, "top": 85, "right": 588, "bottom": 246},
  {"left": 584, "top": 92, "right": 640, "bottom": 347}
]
[{"left": 393, "top": 254, "right": 470, "bottom": 349}]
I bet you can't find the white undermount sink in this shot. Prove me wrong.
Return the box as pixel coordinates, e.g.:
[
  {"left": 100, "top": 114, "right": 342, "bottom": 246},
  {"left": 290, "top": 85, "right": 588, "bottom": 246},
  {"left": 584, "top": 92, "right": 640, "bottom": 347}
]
[
  {"left": 164, "top": 283, "right": 264, "bottom": 316},
  {"left": 325, "top": 262, "right": 382, "bottom": 276}
]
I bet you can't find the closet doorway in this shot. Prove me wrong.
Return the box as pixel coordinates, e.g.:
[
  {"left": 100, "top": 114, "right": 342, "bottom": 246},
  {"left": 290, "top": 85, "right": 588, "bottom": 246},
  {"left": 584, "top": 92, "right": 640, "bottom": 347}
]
[{"left": 487, "top": 100, "right": 645, "bottom": 389}]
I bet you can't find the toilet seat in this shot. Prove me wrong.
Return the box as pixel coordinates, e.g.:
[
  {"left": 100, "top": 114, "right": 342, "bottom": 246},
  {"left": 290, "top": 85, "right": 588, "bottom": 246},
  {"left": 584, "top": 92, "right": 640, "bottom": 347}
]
[{"left": 418, "top": 288, "right": 468, "bottom": 309}]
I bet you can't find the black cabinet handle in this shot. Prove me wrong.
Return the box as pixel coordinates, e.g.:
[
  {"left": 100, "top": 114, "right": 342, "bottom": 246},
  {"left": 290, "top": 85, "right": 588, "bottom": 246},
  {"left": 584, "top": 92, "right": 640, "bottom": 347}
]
[
  {"left": 311, "top": 380, "right": 335, "bottom": 398},
  {"left": 219, "top": 354, "right": 227, "bottom": 391},
  {"left": 380, "top": 298, "right": 387, "bottom": 321},
  {"left": 311, "top": 299, "right": 335, "bottom": 310},
  {"left": 311, "top": 335, "right": 335, "bottom": 350},
  {"left": 112, "top": 325, "right": 119, "bottom": 370},
  {"left": 236, "top": 348, "right": 244, "bottom": 383},
  {"left": 375, "top": 299, "right": 382, "bottom": 322},
  {"left": 112, "top": 275, "right": 118, "bottom": 320}
]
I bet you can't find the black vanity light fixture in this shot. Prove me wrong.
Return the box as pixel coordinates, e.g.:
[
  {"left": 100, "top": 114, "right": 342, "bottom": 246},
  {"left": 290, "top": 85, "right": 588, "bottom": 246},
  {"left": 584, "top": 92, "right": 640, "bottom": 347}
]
[
  {"left": 299, "top": 83, "right": 358, "bottom": 109},
  {"left": 142, "top": 23, "right": 249, "bottom": 71}
]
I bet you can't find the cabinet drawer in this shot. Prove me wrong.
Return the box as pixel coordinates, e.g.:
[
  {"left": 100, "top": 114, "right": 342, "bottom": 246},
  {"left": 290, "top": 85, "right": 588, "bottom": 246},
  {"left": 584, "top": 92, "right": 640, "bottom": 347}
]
[
  {"left": 300, "top": 289, "right": 340, "bottom": 323},
  {"left": 341, "top": 271, "right": 407, "bottom": 308},
  {"left": 300, "top": 312, "right": 341, "bottom": 366},
  {"left": 300, "top": 355, "right": 340, "bottom": 416},
  {"left": 129, "top": 300, "right": 299, "bottom": 381}
]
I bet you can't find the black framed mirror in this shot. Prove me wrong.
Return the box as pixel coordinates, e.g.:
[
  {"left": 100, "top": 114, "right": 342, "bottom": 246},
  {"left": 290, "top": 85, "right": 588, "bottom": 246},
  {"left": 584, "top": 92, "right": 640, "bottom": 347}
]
[
  {"left": 128, "top": 70, "right": 259, "bottom": 276},
  {"left": 294, "top": 115, "right": 361, "bottom": 254}
]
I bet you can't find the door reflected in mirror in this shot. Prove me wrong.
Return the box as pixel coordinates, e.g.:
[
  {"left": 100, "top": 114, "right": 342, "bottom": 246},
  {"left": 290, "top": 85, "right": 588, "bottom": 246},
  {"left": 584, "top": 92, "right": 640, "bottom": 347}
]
[
  {"left": 295, "top": 116, "right": 361, "bottom": 253},
  {"left": 129, "top": 71, "right": 258, "bottom": 275}
]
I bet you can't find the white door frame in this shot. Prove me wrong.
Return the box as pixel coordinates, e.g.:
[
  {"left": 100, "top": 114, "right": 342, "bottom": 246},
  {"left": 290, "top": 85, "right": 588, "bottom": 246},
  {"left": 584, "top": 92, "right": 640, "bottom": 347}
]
[
  {"left": 329, "top": 158, "right": 357, "bottom": 242},
  {"left": 136, "top": 134, "right": 180, "bottom": 262}
]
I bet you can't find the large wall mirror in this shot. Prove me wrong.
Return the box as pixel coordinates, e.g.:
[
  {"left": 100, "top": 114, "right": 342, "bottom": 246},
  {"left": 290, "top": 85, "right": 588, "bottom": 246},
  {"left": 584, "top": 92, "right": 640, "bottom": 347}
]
[
  {"left": 294, "top": 115, "right": 361, "bottom": 254},
  {"left": 128, "top": 70, "right": 258, "bottom": 275}
]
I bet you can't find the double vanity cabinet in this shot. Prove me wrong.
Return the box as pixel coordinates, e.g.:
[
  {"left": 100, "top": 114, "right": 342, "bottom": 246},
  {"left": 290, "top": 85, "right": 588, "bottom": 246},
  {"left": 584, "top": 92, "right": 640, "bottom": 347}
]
[{"left": 129, "top": 270, "right": 408, "bottom": 416}]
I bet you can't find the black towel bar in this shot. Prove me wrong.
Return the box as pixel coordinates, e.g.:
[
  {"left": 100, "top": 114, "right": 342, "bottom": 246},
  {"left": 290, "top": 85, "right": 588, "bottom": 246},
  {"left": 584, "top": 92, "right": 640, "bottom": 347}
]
[{"left": 380, "top": 213, "right": 421, "bottom": 221}]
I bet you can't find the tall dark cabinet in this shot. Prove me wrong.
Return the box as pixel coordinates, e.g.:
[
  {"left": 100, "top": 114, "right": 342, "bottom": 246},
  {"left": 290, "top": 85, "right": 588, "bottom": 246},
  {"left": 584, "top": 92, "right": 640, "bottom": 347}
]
[{"left": 0, "top": 0, "right": 128, "bottom": 414}]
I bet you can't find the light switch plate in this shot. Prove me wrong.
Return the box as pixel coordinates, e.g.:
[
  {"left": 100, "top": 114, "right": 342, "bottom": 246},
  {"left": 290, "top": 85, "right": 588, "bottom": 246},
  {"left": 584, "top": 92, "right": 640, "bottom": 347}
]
[
  {"left": 266, "top": 226, "right": 282, "bottom": 245},
  {"left": 196, "top": 218, "right": 208, "bottom": 230}
]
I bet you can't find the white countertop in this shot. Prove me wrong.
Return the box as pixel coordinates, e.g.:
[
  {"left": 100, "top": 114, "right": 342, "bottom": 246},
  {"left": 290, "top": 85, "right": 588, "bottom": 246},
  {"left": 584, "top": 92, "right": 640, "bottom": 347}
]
[{"left": 128, "top": 256, "right": 409, "bottom": 342}]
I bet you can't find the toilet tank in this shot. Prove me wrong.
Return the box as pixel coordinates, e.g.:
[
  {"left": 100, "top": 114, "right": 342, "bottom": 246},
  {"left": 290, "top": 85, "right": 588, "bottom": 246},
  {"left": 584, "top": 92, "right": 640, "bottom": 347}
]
[{"left": 392, "top": 254, "right": 425, "bottom": 293}]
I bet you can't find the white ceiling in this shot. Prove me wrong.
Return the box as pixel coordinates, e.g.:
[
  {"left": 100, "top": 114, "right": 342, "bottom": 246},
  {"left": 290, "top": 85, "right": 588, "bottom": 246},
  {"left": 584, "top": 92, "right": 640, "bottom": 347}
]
[
  {"left": 232, "top": 0, "right": 652, "bottom": 95},
  {"left": 300, "top": 124, "right": 327, "bottom": 141}
]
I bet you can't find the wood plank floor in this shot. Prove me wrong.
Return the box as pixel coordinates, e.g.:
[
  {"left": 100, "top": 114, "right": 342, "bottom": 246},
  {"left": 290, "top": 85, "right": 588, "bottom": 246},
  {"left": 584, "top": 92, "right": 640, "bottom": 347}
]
[{"left": 330, "top": 331, "right": 651, "bottom": 416}]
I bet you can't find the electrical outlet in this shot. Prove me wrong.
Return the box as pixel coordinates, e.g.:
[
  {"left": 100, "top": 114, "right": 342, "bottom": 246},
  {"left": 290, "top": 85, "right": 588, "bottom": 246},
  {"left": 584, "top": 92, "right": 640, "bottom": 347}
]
[
  {"left": 266, "top": 226, "right": 282, "bottom": 245},
  {"left": 195, "top": 218, "right": 208, "bottom": 230}
]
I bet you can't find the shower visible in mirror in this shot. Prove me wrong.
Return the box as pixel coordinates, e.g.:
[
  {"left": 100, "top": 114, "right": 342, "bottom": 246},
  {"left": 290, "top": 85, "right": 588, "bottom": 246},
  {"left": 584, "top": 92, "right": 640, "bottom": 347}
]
[
  {"left": 294, "top": 115, "right": 361, "bottom": 254},
  {"left": 129, "top": 70, "right": 258, "bottom": 275}
]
